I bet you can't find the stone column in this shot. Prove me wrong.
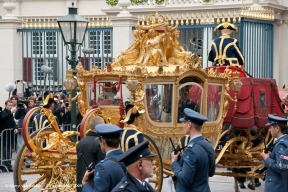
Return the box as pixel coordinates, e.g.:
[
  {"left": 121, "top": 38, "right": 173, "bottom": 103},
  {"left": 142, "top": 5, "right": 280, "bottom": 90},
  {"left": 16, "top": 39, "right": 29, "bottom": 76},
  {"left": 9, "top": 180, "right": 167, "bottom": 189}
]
[
  {"left": 275, "top": 11, "right": 288, "bottom": 86},
  {"left": 0, "top": 0, "right": 22, "bottom": 104},
  {"left": 109, "top": 0, "right": 137, "bottom": 58}
]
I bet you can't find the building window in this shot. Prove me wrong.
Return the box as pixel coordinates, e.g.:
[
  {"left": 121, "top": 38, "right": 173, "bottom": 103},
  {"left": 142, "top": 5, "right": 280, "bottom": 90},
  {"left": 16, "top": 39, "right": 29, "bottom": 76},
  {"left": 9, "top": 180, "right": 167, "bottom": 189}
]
[
  {"left": 89, "top": 31, "right": 101, "bottom": 54},
  {"left": 32, "top": 32, "right": 43, "bottom": 55},
  {"left": 32, "top": 31, "right": 58, "bottom": 83},
  {"left": 45, "top": 32, "right": 57, "bottom": 55},
  {"left": 88, "top": 30, "right": 112, "bottom": 69}
]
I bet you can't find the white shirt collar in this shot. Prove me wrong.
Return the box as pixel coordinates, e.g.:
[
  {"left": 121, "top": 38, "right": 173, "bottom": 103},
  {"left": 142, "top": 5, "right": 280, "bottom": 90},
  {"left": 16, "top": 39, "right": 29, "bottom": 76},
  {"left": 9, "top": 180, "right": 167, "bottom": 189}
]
[
  {"left": 278, "top": 134, "right": 287, "bottom": 140},
  {"left": 136, "top": 178, "right": 144, "bottom": 185},
  {"left": 105, "top": 148, "right": 118, "bottom": 157},
  {"left": 189, "top": 134, "right": 202, "bottom": 143}
]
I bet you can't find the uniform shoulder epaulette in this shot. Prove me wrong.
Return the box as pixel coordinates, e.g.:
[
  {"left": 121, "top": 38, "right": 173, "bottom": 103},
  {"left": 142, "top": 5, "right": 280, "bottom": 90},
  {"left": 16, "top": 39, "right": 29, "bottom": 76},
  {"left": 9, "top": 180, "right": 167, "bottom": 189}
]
[
  {"left": 187, "top": 143, "right": 195, "bottom": 148},
  {"left": 99, "top": 160, "right": 105, "bottom": 163},
  {"left": 115, "top": 181, "right": 128, "bottom": 191}
]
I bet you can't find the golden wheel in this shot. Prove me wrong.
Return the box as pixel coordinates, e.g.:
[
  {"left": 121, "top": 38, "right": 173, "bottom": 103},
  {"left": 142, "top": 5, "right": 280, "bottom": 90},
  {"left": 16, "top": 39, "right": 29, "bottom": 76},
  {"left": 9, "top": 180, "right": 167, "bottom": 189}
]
[
  {"left": 13, "top": 128, "right": 55, "bottom": 192},
  {"left": 143, "top": 134, "right": 163, "bottom": 192},
  {"left": 13, "top": 127, "right": 79, "bottom": 192}
]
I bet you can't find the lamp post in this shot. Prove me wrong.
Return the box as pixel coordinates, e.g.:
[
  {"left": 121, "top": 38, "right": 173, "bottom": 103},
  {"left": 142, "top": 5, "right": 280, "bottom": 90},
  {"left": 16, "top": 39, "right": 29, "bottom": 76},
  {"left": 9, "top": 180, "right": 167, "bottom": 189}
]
[{"left": 57, "top": 2, "right": 88, "bottom": 132}]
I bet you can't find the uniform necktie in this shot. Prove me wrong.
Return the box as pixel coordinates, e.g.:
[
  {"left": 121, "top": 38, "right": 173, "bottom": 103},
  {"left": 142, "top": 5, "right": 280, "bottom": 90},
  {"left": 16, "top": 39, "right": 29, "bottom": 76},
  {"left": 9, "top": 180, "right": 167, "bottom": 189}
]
[{"left": 143, "top": 182, "right": 148, "bottom": 190}]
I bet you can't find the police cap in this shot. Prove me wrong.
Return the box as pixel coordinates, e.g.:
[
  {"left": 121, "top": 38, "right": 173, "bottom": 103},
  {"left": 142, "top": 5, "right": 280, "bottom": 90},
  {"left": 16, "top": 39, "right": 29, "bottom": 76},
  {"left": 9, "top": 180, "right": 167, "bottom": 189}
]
[
  {"left": 95, "top": 124, "right": 123, "bottom": 139},
  {"left": 179, "top": 108, "right": 208, "bottom": 126},
  {"left": 118, "top": 141, "right": 156, "bottom": 166},
  {"left": 266, "top": 114, "right": 288, "bottom": 126}
]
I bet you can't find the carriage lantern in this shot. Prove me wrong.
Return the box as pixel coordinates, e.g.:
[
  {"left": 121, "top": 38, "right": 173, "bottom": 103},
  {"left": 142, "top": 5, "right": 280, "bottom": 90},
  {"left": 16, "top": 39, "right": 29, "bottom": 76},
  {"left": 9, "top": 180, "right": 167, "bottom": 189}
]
[
  {"left": 230, "top": 71, "right": 242, "bottom": 111},
  {"left": 63, "top": 69, "right": 78, "bottom": 110},
  {"left": 57, "top": 2, "right": 88, "bottom": 131}
]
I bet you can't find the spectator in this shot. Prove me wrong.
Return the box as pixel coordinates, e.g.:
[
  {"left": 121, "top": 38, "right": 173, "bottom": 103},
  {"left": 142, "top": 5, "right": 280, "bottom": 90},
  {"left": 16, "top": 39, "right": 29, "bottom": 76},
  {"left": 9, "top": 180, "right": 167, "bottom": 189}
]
[
  {"left": 10, "top": 95, "right": 18, "bottom": 111},
  {"left": 14, "top": 96, "right": 36, "bottom": 150},
  {"left": 54, "top": 99, "right": 71, "bottom": 131},
  {"left": 76, "top": 116, "right": 106, "bottom": 192},
  {"left": 12, "top": 80, "right": 30, "bottom": 99},
  {"left": 58, "top": 85, "right": 68, "bottom": 96},
  {"left": 0, "top": 100, "right": 18, "bottom": 172}
]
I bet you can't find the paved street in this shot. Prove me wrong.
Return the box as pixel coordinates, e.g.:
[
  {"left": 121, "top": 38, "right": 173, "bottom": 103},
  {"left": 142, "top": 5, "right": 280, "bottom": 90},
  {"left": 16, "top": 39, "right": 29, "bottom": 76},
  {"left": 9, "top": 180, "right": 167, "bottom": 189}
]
[{"left": 0, "top": 166, "right": 265, "bottom": 192}]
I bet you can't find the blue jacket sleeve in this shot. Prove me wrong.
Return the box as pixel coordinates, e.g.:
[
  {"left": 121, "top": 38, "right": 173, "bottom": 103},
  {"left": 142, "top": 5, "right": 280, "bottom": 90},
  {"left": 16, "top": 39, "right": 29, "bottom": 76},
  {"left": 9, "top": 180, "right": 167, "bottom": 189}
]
[
  {"left": 265, "top": 143, "right": 288, "bottom": 173},
  {"left": 171, "top": 149, "right": 197, "bottom": 187},
  {"left": 82, "top": 183, "right": 94, "bottom": 192},
  {"left": 233, "top": 40, "right": 245, "bottom": 65},
  {"left": 208, "top": 47, "right": 215, "bottom": 62},
  {"left": 93, "top": 163, "right": 111, "bottom": 192}
]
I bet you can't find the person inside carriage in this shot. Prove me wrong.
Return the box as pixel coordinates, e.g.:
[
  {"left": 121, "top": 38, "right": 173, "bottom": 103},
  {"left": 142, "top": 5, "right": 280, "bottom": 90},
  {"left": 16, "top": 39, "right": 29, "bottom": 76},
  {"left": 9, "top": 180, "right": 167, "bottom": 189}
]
[
  {"left": 208, "top": 22, "right": 245, "bottom": 68},
  {"left": 120, "top": 104, "right": 145, "bottom": 152}
]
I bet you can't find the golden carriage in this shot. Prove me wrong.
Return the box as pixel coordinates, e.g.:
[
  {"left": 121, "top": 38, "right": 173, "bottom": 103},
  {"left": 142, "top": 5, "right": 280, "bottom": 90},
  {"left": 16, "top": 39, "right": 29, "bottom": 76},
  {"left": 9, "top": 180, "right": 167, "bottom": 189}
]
[{"left": 14, "top": 12, "right": 283, "bottom": 192}]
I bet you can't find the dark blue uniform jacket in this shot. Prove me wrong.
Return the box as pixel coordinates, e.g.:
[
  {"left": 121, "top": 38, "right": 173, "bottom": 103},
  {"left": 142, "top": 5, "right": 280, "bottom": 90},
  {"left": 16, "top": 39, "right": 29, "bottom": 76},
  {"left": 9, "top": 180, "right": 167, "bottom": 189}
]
[
  {"left": 264, "top": 134, "right": 288, "bottom": 192},
  {"left": 82, "top": 149, "right": 125, "bottom": 192},
  {"left": 208, "top": 36, "right": 244, "bottom": 67},
  {"left": 111, "top": 172, "right": 155, "bottom": 192},
  {"left": 171, "top": 135, "right": 216, "bottom": 192}
]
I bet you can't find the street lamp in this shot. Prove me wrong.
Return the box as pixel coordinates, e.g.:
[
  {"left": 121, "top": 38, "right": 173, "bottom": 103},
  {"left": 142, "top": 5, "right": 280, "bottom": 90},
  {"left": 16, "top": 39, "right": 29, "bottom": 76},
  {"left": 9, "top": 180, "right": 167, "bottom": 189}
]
[{"left": 57, "top": 2, "right": 88, "bottom": 132}]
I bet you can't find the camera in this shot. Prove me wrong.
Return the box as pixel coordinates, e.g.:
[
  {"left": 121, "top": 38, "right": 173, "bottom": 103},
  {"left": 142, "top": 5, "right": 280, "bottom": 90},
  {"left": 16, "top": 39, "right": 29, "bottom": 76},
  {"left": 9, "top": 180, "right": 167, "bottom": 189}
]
[
  {"left": 18, "top": 100, "right": 29, "bottom": 108},
  {"left": 16, "top": 80, "right": 22, "bottom": 83}
]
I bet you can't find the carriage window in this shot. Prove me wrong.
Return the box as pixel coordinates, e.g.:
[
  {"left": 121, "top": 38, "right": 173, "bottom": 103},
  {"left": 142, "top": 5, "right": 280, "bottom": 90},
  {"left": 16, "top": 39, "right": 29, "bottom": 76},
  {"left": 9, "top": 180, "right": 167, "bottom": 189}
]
[
  {"left": 145, "top": 84, "right": 173, "bottom": 123},
  {"left": 207, "top": 84, "right": 223, "bottom": 121},
  {"left": 87, "top": 81, "right": 129, "bottom": 107},
  {"left": 178, "top": 83, "right": 202, "bottom": 122}
]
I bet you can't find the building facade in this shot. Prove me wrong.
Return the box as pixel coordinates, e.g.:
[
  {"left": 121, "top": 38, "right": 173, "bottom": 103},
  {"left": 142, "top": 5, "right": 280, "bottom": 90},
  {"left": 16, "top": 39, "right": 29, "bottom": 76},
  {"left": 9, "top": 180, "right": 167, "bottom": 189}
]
[{"left": 0, "top": 0, "right": 287, "bottom": 106}]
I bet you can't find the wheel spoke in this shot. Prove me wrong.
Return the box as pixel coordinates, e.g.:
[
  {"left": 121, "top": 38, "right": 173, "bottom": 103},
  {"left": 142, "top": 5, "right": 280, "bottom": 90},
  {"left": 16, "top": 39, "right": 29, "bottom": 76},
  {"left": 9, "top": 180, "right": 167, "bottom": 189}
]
[
  {"left": 23, "top": 174, "right": 46, "bottom": 192},
  {"left": 20, "top": 169, "right": 47, "bottom": 175}
]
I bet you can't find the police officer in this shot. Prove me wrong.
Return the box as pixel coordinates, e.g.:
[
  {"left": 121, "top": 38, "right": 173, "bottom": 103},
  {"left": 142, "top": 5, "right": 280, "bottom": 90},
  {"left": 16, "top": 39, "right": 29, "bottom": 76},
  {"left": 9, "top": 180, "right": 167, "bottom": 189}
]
[
  {"left": 76, "top": 116, "right": 106, "bottom": 192},
  {"left": 261, "top": 114, "right": 288, "bottom": 192},
  {"left": 171, "top": 108, "right": 216, "bottom": 192},
  {"left": 120, "top": 104, "right": 145, "bottom": 152},
  {"left": 208, "top": 22, "right": 245, "bottom": 67},
  {"left": 82, "top": 124, "right": 125, "bottom": 192},
  {"left": 112, "top": 141, "right": 156, "bottom": 192}
]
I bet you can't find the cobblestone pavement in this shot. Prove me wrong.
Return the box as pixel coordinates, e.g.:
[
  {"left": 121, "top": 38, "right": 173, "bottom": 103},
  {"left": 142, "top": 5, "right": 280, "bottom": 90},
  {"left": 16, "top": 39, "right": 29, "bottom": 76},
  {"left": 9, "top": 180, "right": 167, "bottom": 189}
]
[{"left": 0, "top": 167, "right": 265, "bottom": 192}]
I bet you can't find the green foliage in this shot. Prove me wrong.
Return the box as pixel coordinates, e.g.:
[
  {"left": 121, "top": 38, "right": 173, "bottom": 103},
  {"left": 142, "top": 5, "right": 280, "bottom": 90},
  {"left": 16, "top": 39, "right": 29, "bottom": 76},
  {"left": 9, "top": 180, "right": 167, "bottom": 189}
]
[
  {"left": 106, "top": 0, "right": 118, "bottom": 6},
  {"left": 155, "top": 0, "right": 165, "bottom": 5}
]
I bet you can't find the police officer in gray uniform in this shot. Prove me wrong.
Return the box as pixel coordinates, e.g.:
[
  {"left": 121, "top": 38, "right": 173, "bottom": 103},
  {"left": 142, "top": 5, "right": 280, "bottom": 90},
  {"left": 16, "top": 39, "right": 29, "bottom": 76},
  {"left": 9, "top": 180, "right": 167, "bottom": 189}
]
[
  {"left": 261, "top": 114, "right": 288, "bottom": 192},
  {"left": 82, "top": 124, "right": 125, "bottom": 192},
  {"left": 112, "top": 141, "right": 156, "bottom": 192},
  {"left": 171, "top": 108, "right": 216, "bottom": 192}
]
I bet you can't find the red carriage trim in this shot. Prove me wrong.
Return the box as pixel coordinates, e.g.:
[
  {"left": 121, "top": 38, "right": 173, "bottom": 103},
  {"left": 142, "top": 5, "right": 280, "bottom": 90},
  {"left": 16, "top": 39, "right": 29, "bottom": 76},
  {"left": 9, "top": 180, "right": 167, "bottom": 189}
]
[{"left": 225, "top": 78, "right": 284, "bottom": 128}]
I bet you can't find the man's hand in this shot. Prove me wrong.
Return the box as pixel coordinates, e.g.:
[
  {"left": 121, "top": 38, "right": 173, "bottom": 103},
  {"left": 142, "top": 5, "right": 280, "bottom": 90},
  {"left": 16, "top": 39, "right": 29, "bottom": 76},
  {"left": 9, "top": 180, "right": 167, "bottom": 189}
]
[
  {"left": 171, "top": 151, "right": 180, "bottom": 163},
  {"left": 261, "top": 151, "right": 271, "bottom": 160},
  {"left": 11, "top": 108, "right": 16, "bottom": 114},
  {"left": 14, "top": 129, "right": 18, "bottom": 134},
  {"left": 82, "top": 169, "right": 94, "bottom": 185},
  {"left": 23, "top": 104, "right": 27, "bottom": 109}
]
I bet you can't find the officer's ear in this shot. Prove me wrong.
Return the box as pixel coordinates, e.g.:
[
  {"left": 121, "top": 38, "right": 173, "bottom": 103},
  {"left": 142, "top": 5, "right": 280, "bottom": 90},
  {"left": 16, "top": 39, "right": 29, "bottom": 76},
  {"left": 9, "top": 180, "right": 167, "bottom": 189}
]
[{"left": 138, "top": 160, "right": 142, "bottom": 169}]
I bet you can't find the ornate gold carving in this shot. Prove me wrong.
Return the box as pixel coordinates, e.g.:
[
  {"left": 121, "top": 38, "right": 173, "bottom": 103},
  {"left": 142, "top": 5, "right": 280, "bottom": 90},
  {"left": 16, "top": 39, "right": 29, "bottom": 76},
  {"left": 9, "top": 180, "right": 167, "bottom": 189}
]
[{"left": 111, "top": 13, "right": 195, "bottom": 69}]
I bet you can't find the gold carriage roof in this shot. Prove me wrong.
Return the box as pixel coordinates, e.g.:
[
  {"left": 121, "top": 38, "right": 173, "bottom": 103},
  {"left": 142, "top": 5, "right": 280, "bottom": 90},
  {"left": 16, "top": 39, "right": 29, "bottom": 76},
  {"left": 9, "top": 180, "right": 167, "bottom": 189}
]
[{"left": 76, "top": 12, "right": 234, "bottom": 80}]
